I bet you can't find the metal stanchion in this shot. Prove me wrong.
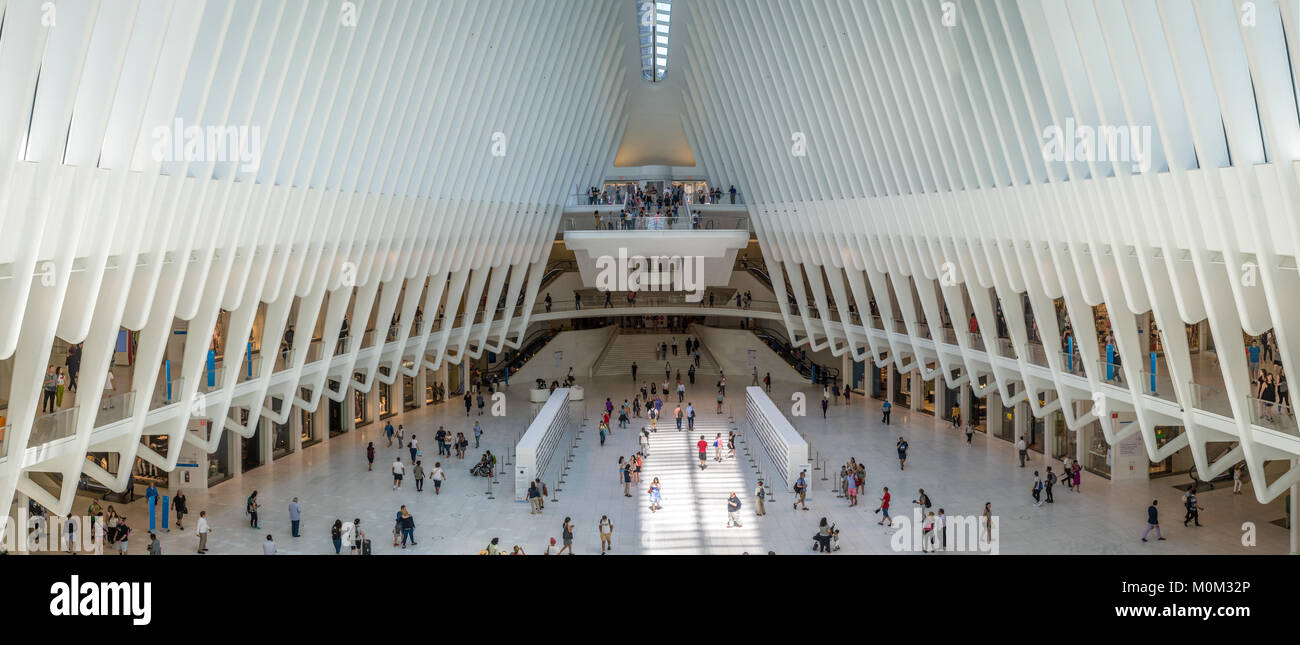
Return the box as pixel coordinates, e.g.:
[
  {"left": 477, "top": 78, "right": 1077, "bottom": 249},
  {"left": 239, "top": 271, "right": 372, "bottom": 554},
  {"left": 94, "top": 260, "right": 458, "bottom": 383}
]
[
  {"left": 486, "top": 476, "right": 495, "bottom": 499},
  {"left": 551, "top": 478, "right": 560, "bottom": 501},
  {"left": 821, "top": 458, "right": 829, "bottom": 481},
  {"left": 814, "top": 450, "right": 821, "bottom": 471}
]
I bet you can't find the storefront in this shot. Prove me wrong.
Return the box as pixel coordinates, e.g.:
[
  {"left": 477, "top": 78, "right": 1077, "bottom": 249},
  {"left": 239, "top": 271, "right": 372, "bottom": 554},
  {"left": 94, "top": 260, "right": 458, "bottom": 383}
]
[
  {"left": 403, "top": 371, "right": 417, "bottom": 411},
  {"left": 1150, "top": 426, "right": 1181, "bottom": 477},
  {"left": 871, "top": 365, "right": 888, "bottom": 401},
  {"left": 353, "top": 376, "right": 370, "bottom": 427},
  {"left": 208, "top": 425, "right": 232, "bottom": 487},
  {"left": 378, "top": 381, "right": 394, "bottom": 420},
  {"left": 240, "top": 411, "right": 263, "bottom": 473},
  {"left": 1027, "top": 394, "right": 1046, "bottom": 452},
  {"left": 1051, "top": 411, "right": 1074, "bottom": 461},
  {"left": 919, "top": 374, "right": 935, "bottom": 415},
  {"left": 1084, "top": 423, "right": 1112, "bottom": 479},
  {"left": 271, "top": 397, "right": 293, "bottom": 461},
  {"left": 967, "top": 384, "right": 987, "bottom": 433},
  {"left": 892, "top": 367, "right": 911, "bottom": 409},
  {"left": 852, "top": 359, "right": 865, "bottom": 392},
  {"left": 328, "top": 379, "right": 346, "bottom": 437},
  {"left": 301, "top": 400, "right": 320, "bottom": 449},
  {"left": 944, "top": 374, "right": 961, "bottom": 424},
  {"left": 135, "top": 436, "right": 169, "bottom": 487},
  {"left": 994, "top": 389, "right": 1016, "bottom": 443}
]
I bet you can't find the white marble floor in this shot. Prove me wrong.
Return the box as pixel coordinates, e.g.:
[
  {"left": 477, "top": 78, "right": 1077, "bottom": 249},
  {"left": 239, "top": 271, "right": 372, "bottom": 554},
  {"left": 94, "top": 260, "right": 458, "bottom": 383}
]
[{"left": 66, "top": 368, "right": 1293, "bottom": 555}]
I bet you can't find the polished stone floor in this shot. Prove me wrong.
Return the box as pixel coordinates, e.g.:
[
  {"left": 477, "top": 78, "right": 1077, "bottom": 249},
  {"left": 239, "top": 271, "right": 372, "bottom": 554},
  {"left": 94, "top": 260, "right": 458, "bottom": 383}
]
[{"left": 76, "top": 367, "right": 1293, "bottom": 555}]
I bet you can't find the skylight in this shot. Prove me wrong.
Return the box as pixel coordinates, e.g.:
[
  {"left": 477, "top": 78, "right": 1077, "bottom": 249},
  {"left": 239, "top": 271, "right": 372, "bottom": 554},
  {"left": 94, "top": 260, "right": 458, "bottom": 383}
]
[{"left": 638, "top": 0, "right": 671, "bottom": 82}]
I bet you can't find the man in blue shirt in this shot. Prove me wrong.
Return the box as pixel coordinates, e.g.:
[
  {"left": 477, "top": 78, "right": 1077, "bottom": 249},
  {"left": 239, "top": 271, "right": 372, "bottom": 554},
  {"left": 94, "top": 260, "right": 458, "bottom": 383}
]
[
  {"left": 686, "top": 403, "right": 695, "bottom": 431},
  {"left": 882, "top": 400, "right": 892, "bottom": 424},
  {"left": 288, "top": 497, "right": 302, "bottom": 538},
  {"left": 726, "top": 492, "right": 743, "bottom": 528},
  {"left": 1141, "top": 500, "right": 1165, "bottom": 542}
]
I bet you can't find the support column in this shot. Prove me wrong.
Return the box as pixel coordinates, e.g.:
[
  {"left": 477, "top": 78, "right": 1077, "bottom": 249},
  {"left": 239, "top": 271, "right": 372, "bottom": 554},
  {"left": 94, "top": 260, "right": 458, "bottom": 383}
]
[
  {"left": 1291, "top": 457, "right": 1297, "bottom": 555},
  {"left": 344, "top": 388, "right": 357, "bottom": 432},
  {"left": 910, "top": 369, "right": 922, "bottom": 411},
  {"left": 413, "top": 367, "right": 426, "bottom": 410}
]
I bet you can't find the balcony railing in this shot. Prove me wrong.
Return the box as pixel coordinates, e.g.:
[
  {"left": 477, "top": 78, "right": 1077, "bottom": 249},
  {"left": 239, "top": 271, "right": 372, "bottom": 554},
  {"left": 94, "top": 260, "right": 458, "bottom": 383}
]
[
  {"left": 1247, "top": 398, "right": 1298, "bottom": 436},
  {"left": 562, "top": 214, "right": 748, "bottom": 232},
  {"left": 27, "top": 407, "right": 78, "bottom": 448},
  {"left": 1059, "top": 352, "right": 1086, "bottom": 377}
]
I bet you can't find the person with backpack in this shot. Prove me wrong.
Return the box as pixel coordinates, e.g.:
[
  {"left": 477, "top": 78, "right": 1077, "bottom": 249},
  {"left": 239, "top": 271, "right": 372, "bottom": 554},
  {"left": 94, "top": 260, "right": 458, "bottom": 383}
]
[
  {"left": 1044, "top": 467, "right": 1056, "bottom": 503},
  {"left": 881, "top": 399, "right": 892, "bottom": 424},
  {"left": 911, "top": 489, "right": 931, "bottom": 518},
  {"left": 385, "top": 421, "right": 395, "bottom": 447},
  {"left": 754, "top": 479, "right": 766, "bottom": 516},
  {"left": 1032, "top": 471, "right": 1043, "bottom": 507},
  {"left": 793, "top": 471, "right": 809, "bottom": 510},
  {"left": 1142, "top": 500, "right": 1165, "bottom": 542}
]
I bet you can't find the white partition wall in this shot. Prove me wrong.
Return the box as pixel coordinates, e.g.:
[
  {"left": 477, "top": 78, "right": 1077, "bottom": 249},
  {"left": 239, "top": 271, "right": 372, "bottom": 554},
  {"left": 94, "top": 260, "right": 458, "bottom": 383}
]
[
  {"left": 745, "top": 386, "right": 810, "bottom": 492},
  {"left": 514, "top": 389, "right": 572, "bottom": 501}
]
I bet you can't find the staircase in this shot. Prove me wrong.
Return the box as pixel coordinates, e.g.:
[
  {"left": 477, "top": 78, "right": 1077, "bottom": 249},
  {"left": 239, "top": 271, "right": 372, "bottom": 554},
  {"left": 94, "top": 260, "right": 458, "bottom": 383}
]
[{"left": 594, "top": 332, "right": 718, "bottom": 381}]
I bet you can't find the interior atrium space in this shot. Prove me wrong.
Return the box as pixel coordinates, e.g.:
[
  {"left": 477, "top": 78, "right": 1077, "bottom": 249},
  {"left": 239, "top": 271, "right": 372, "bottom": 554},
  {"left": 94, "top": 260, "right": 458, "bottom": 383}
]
[{"left": 2, "top": 1, "right": 1300, "bottom": 623}]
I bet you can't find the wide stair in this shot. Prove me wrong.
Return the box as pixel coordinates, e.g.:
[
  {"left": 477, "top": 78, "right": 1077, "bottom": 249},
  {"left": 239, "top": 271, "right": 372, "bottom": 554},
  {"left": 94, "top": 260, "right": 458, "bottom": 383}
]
[
  {"left": 594, "top": 332, "right": 718, "bottom": 381},
  {"left": 637, "top": 404, "right": 764, "bottom": 554}
]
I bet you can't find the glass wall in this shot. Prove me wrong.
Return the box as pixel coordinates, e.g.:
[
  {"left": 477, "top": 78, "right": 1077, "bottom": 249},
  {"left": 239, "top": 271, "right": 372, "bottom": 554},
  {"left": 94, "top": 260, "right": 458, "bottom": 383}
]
[
  {"left": 1085, "top": 423, "right": 1112, "bottom": 479},
  {"left": 404, "top": 374, "right": 417, "bottom": 411},
  {"left": 353, "top": 377, "right": 370, "bottom": 427},
  {"left": 328, "top": 380, "right": 346, "bottom": 437},
  {"left": 919, "top": 374, "right": 935, "bottom": 415},
  {"left": 1028, "top": 394, "right": 1046, "bottom": 452},
  {"left": 241, "top": 412, "right": 262, "bottom": 473},
  {"left": 379, "top": 381, "right": 394, "bottom": 419},
  {"left": 135, "top": 436, "right": 169, "bottom": 487},
  {"left": 944, "top": 374, "right": 961, "bottom": 424},
  {"left": 1051, "top": 412, "right": 1074, "bottom": 461},
  {"left": 271, "top": 397, "right": 293, "bottom": 460},
  {"left": 967, "top": 386, "right": 987, "bottom": 433},
  {"left": 301, "top": 400, "right": 320, "bottom": 449},
  {"left": 892, "top": 367, "right": 911, "bottom": 408},
  {"left": 995, "top": 392, "right": 1016, "bottom": 442},
  {"left": 208, "top": 425, "right": 232, "bottom": 486},
  {"left": 871, "top": 365, "right": 888, "bottom": 401}
]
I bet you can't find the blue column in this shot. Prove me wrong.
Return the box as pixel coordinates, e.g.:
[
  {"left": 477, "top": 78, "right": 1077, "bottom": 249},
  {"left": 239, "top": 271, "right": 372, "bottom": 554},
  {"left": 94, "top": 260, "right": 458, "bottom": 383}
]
[
  {"left": 1067, "top": 337, "right": 1074, "bottom": 371},
  {"left": 1106, "top": 344, "right": 1115, "bottom": 381},
  {"left": 1149, "top": 352, "right": 1157, "bottom": 394},
  {"left": 161, "top": 495, "right": 170, "bottom": 532},
  {"left": 164, "top": 359, "right": 172, "bottom": 401},
  {"left": 246, "top": 342, "right": 253, "bottom": 378},
  {"left": 206, "top": 350, "right": 216, "bottom": 387},
  {"left": 148, "top": 497, "right": 156, "bottom": 532}
]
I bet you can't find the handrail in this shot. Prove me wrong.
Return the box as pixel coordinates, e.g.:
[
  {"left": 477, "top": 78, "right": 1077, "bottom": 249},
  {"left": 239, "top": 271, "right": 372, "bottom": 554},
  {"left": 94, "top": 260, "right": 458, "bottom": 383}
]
[{"left": 587, "top": 327, "right": 623, "bottom": 380}]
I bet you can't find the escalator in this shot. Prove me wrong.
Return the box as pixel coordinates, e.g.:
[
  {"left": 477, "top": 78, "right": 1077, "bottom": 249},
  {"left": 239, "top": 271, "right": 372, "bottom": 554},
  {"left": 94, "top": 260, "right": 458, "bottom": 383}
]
[
  {"left": 478, "top": 327, "right": 561, "bottom": 385},
  {"left": 750, "top": 326, "right": 840, "bottom": 385}
]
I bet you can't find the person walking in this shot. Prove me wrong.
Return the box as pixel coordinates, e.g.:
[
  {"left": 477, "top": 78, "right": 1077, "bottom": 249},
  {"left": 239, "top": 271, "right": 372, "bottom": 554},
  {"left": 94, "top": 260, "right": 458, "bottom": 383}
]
[
  {"left": 195, "top": 511, "right": 211, "bottom": 554},
  {"left": 413, "top": 461, "right": 425, "bottom": 492},
  {"left": 398, "top": 507, "right": 417, "bottom": 547},
  {"left": 698, "top": 435, "right": 708, "bottom": 470},
  {"left": 622, "top": 460, "right": 633, "bottom": 497},
  {"left": 648, "top": 477, "right": 662, "bottom": 512},
  {"left": 558, "top": 517, "right": 575, "bottom": 555},
  {"left": 1032, "top": 470, "right": 1043, "bottom": 507},
  {"left": 965, "top": 423, "right": 974, "bottom": 445},
  {"left": 1016, "top": 436, "right": 1027, "bottom": 467},
  {"left": 1233, "top": 463, "right": 1244, "bottom": 494},
  {"left": 408, "top": 435, "right": 419, "bottom": 464},
  {"left": 821, "top": 396, "right": 829, "bottom": 418},
  {"left": 764, "top": 372, "right": 771, "bottom": 392},
  {"left": 631, "top": 361, "right": 638, "bottom": 382},
  {"left": 1044, "top": 467, "right": 1056, "bottom": 503},
  {"left": 726, "top": 492, "right": 743, "bottom": 528},
  {"left": 385, "top": 421, "right": 395, "bottom": 447},
  {"left": 172, "top": 490, "right": 188, "bottom": 531},
  {"left": 875, "top": 487, "right": 891, "bottom": 525},
  {"left": 686, "top": 402, "right": 695, "bottom": 431},
  {"left": 1141, "top": 500, "right": 1165, "bottom": 542},
  {"left": 881, "top": 400, "right": 892, "bottom": 424},
  {"left": 288, "top": 497, "right": 302, "bottom": 538},
  {"left": 1183, "top": 490, "right": 1203, "bottom": 527},
  {"left": 754, "top": 479, "right": 766, "bottom": 516},
  {"left": 366, "top": 442, "right": 375, "bottom": 471},
  {"left": 598, "top": 515, "right": 614, "bottom": 554},
  {"left": 793, "top": 470, "right": 809, "bottom": 510},
  {"left": 431, "top": 462, "right": 445, "bottom": 495},
  {"left": 391, "top": 457, "right": 406, "bottom": 490},
  {"left": 896, "top": 437, "right": 909, "bottom": 470},
  {"left": 473, "top": 421, "right": 483, "bottom": 448}
]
